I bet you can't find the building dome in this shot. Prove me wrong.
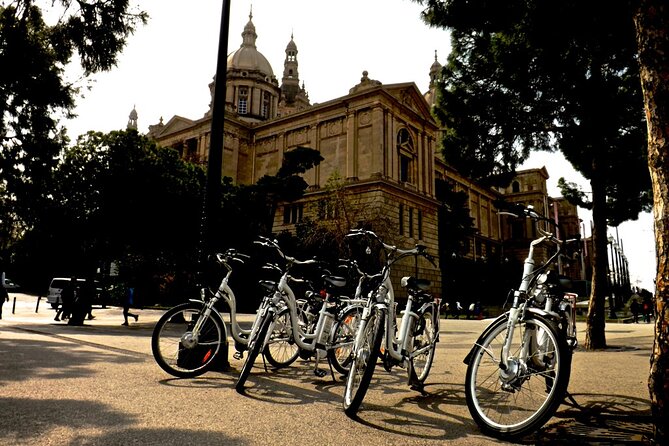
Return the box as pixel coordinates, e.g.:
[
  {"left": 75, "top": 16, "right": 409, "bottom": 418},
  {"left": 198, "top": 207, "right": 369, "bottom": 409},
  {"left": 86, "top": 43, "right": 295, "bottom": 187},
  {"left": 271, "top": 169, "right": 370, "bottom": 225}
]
[{"left": 226, "top": 11, "right": 274, "bottom": 79}]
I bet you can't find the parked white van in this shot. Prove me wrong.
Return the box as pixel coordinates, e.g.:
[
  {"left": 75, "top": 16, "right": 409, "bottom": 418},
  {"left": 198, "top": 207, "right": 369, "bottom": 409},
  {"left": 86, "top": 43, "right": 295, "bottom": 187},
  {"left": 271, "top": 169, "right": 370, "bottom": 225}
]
[{"left": 46, "top": 278, "right": 102, "bottom": 308}]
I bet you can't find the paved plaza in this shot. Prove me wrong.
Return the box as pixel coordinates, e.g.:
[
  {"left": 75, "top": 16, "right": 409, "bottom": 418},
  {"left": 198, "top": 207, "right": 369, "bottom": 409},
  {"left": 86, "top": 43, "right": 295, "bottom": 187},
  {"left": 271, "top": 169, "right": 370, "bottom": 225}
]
[{"left": 0, "top": 292, "right": 655, "bottom": 445}]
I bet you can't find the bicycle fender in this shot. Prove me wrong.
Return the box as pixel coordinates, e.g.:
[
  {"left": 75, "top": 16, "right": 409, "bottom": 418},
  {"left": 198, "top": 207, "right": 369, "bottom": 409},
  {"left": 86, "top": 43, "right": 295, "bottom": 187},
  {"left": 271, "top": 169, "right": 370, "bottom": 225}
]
[
  {"left": 462, "top": 307, "right": 558, "bottom": 365},
  {"left": 463, "top": 313, "right": 508, "bottom": 365},
  {"left": 337, "top": 304, "right": 364, "bottom": 320},
  {"left": 417, "top": 302, "right": 440, "bottom": 342}
]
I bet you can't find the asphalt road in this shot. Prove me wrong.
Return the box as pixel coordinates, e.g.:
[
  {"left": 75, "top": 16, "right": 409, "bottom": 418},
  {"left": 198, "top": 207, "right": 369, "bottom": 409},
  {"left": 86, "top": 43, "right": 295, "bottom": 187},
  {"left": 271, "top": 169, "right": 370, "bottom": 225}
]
[{"left": 0, "top": 293, "right": 655, "bottom": 445}]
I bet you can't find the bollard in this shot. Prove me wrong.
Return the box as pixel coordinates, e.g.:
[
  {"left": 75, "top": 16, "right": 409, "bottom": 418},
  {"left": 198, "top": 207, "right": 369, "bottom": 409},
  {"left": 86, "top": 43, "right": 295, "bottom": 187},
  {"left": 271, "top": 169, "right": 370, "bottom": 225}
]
[
  {"left": 12, "top": 296, "right": 16, "bottom": 314},
  {"left": 35, "top": 296, "right": 41, "bottom": 313}
]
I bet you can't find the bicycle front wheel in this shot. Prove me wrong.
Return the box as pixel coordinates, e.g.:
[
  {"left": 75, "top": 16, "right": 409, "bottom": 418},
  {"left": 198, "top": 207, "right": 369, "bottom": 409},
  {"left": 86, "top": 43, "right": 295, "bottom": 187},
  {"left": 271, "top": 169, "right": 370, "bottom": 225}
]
[
  {"left": 342, "top": 305, "right": 384, "bottom": 418},
  {"left": 263, "top": 308, "right": 299, "bottom": 368},
  {"left": 151, "top": 302, "right": 226, "bottom": 378},
  {"left": 410, "top": 303, "right": 439, "bottom": 383},
  {"left": 328, "top": 305, "right": 363, "bottom": 375},
  {"left": 465, "top": 313, "right": 570, "bottom": 439},
  {"left": 235, "top": 312, "right": 272, "bottom": 393}
]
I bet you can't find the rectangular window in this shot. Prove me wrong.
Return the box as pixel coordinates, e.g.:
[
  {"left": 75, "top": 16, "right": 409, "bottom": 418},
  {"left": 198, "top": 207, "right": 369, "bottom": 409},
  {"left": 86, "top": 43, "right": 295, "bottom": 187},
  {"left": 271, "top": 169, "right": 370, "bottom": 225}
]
[
  {"left": 262, "top": 92, "right": 270, "bottom": 118},
  {"left": 400, "top": 156, "right": 411, "bottom": 183},
  {"left": 238, "top": 87, "right": 248, "bottom": 115},
  {"left": 284, "top": 204, "right": 304, "bottom": 224}
]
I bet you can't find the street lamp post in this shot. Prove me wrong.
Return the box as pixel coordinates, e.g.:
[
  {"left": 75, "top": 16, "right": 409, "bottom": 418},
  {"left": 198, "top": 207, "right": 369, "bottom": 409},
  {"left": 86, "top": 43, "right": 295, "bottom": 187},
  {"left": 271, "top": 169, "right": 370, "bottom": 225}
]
[
  {"left": 199, "top": 0, "right": 231, "bottom": 369},
  {"left": 204, "top": 0, "right": 231, "bottom": 252}
]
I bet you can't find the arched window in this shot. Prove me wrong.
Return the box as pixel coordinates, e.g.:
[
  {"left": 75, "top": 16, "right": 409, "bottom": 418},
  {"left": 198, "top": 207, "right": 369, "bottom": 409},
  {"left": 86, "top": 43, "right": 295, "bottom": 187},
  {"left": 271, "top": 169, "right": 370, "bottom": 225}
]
[
  {"left": 512, "top": 181, "right": 520, "bottom": 193},
  {"left": 397, "top": 128, "right": 414, "bottom": 183}
]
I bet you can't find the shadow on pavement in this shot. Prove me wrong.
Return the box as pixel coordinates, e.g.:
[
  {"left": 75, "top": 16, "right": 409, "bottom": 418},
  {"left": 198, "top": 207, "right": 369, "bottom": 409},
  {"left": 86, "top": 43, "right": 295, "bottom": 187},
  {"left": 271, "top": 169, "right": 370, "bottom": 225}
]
[
  {"left": 536, "top": 392, "right": 653, "bottom": 445},
  {"left": 0, "top": 397, "right": 247, "bottom": 446}
]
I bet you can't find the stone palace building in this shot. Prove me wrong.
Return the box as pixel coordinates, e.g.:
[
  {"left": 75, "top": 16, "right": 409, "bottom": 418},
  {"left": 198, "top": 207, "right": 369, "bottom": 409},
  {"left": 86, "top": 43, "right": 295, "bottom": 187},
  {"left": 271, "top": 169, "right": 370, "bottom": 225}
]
[{"left": 145, "top": 11, "right": 582, "bottom": 300}]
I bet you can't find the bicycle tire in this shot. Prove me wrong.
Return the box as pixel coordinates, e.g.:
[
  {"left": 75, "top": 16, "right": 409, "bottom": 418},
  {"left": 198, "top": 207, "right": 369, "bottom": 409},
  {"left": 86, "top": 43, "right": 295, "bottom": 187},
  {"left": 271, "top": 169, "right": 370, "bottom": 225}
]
[
  {"left": 328, "top": 306, "right": 362, "bottom": 375},
  {"left": 342, "top": 305, "right": 384, "bottom": 417},
  {"left": 235, "top": 312, "right": 272, "bottom": 392},
  {"left": 151, "top": 302, "right": 226, "bottom": 378},
  {"left": 410, "top": 303, "right": 438, "bottom": 383},
  {"left": 465, "top": 313, "right": 571, "bottom": 439},
  {"left": 263, "top": 308, "right": 300, "bottom": 368}
]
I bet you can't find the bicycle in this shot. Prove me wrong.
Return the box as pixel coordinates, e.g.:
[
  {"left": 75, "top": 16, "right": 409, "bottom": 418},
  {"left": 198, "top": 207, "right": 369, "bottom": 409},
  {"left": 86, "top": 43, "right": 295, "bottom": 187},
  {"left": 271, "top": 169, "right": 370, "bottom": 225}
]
[
  {"left": 151, "top": 248, "right": 299, "bottom": 378},
  {"left": 235, "top": 236, "right": 364, "bottom": 392},
  {"left": 342, "top": 229, "right": 440, "bottom": 418},
  {"left": 463, "top": 203, "right": 580, "bottom": 439}
]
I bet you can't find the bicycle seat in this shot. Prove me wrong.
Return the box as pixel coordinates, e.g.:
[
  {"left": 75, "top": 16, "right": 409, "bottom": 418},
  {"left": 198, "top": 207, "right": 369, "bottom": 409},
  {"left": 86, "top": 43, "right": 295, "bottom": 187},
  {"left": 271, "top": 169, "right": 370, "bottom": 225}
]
[
  {"left": 258, "top": 280, "right": 277, "bottom": 293},
  {"left": 322, "top": 275, "right": 347, "bottom": 289},
  {"left": 401, "top": 276, "right": 430, "bottom": 291}
]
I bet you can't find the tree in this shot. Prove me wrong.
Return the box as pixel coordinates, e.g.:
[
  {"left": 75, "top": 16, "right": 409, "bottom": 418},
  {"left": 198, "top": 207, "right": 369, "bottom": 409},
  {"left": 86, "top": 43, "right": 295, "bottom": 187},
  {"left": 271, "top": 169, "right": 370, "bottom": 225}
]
[
  {"left": 633, "top": 1, "right": 669, "bottom": 442},
  {"left": 217, "top": 146, "right": 324, "bottom": 249},
  {"left": 13, "top": 130, "right": 205, "bottom": 300},
  {"left": 413, "top": 0, "right": 652, "bottom": 349},
  {"left": 0, "top": 0, "right": 147, "bottom": 247}
]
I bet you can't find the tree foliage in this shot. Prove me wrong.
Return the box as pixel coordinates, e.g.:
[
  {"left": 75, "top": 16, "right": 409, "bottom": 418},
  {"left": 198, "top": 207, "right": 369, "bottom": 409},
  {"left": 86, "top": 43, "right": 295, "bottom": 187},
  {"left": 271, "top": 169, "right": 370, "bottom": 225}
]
[
  {"left": 13, "top": 130, "right": 205, "bottom": 299},
  {"left": 413, "top": 0, "right": 652, "bottom": 349},
  {"left": 0, "top": 0, "right": 147, "bottom": 250}
]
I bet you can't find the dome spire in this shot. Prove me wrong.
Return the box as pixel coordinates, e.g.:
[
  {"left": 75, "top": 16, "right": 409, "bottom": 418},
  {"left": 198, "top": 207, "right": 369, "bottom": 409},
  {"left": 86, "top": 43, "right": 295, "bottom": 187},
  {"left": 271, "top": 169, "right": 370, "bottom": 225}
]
[
  {"left": 127, "top": 105, "right": 138, "bottom": 130},
  {"left": 241, "top": 5, "right": 257, "bottom": 49}
]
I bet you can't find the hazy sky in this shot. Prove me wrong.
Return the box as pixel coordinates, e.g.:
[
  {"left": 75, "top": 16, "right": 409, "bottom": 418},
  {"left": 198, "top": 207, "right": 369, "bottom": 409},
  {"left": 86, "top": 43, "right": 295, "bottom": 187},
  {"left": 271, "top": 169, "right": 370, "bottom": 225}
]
[{"left": 60, "top": 0, "right": 656, "bottom": 292}]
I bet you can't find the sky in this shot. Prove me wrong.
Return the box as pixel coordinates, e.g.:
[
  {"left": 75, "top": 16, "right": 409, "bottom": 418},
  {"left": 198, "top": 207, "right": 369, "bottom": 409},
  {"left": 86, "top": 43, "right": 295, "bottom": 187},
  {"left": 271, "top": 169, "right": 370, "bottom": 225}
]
[{"left": 58, "top": 0, "right": 656, "bottom": 293}]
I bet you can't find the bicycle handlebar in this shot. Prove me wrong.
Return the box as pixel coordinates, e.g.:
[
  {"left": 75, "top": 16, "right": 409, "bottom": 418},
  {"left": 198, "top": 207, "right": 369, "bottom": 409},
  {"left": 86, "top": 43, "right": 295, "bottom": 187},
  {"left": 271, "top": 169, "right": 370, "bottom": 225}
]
[
  {"left": 215, "top": 249, "right": 250, "bottom": 266},
  {"left": 346, "top": 229, "right": 437, "bottom": 267}
]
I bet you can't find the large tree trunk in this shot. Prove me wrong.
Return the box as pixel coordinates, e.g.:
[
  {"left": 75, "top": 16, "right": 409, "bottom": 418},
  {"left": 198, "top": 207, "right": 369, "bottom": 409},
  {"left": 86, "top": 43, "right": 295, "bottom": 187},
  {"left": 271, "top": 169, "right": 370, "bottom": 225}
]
[
  {"left": 584, "top": 171, "right": 609, "bottom": 349},
  {"left": 633, "top": 1, "right": 669, "bottom": 443}
]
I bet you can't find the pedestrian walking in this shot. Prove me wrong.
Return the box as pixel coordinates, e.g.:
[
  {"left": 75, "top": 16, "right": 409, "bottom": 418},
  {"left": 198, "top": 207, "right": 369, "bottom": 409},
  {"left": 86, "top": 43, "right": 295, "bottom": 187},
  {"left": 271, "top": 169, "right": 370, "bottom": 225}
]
[
  {"left": 122, "top": 285, "right": 139, "bottom": 326},
  {"left": 55, "top": 276, "right": 76, "bottom": 322},
  {"left": 642, "top": 298, "right": 652, "bottom": 323},
  {"left": 630, "top": 299, "right": 640, "bottom": 323}
]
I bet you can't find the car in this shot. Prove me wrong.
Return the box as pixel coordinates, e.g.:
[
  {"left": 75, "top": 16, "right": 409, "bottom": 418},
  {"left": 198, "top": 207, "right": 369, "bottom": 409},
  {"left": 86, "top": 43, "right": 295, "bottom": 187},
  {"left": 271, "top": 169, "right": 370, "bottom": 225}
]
[
  {"left": 46, "top": 277, "right": 102, "bottom": 309},
  {"left": 3, "top": 278, "right": 20, "bottom": 290}
]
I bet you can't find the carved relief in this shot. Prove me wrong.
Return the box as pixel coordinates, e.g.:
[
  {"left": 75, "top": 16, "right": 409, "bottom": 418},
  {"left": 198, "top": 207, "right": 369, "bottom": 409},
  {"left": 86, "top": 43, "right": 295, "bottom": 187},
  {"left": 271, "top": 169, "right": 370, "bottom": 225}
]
[
  {"left": 328, "top": 119, "right": 343, "bottom": 136},
  {"left": 295, "top": 127, "right": 308, "bottom": 144},
  {"left": 359, "top": 110, "right": 372, "bottom": 126}
]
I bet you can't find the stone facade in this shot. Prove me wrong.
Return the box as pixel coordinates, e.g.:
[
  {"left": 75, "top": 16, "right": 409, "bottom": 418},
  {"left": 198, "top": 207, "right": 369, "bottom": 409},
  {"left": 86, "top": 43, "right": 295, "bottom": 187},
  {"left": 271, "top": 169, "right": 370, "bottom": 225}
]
[{"left": 147, "top": 11, "right": 582, "bottom": 299}]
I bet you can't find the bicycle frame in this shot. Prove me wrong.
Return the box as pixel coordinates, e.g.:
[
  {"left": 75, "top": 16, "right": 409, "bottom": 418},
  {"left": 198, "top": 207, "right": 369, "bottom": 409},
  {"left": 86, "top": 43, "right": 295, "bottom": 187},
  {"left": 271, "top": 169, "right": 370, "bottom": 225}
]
[
  {"left": 252, "top": 238, "right": 363, "bottom": 359},
  {"left": 350, "top": 231, "right": 437, "bottom": 368},
  {"left": 189, "top": 252, "right": 251, "bottom": 350},
  {"left": 486, "top": 207, "right": 578, "bottom": 371}
]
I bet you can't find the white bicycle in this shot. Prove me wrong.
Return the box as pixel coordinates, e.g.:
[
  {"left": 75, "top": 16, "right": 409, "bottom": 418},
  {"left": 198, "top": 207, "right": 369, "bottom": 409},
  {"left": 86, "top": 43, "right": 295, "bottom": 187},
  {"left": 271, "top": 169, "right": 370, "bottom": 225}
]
[
  {"left": 464, "top": 203, "right": 580, "bottom": 439},
  {"left": 342, "top": 229, "right": 440, "bottom": 417}
]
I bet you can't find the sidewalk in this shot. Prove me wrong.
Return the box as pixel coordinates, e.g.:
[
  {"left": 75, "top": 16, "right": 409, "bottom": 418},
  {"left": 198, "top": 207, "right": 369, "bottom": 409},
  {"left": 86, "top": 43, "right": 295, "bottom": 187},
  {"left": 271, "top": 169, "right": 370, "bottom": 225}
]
[{"left": 1, "top": 292, "right": 657, "bottom": 445}]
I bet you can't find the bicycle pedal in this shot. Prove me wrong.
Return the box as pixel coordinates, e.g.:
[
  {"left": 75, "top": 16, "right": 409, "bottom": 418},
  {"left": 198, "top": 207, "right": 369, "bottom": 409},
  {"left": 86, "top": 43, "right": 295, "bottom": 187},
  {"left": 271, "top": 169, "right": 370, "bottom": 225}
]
[
  {"left": 314, "top": 368, "right": 327, "bottom": 378},
  {"left": 233, "top": 351, "right": 243, "bottom": 360}
]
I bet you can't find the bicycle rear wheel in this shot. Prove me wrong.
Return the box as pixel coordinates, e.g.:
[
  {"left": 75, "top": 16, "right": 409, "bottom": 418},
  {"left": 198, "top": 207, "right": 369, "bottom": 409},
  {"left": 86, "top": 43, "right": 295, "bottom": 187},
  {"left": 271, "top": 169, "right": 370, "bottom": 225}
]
[
  {"left": 342, "top": 306, "right": 384, "bottom": 417},
  {"left": 151, "top": 302, "right": 225, "bottom": 378},
  {"left": 328, "top": 306, "right": 362, "bottom": 375},
  {"left": 235, "top": 312, "right": 272, "bottom": 392},
  {"left": 465, "top": 313, "right": 570, "bottom": 439},
  {"left": 264, "top": 308, "right": 299, "bottom": 368},
  {"left": 410, "top": 303, "right": 438, "bottom": 383}
]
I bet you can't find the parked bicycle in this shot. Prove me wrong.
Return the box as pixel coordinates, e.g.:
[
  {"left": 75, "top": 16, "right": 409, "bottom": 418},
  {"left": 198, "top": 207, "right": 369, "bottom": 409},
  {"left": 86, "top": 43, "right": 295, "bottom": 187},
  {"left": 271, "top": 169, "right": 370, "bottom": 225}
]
[
  {"left": 235, "top": 236, "right": 364, "bottom": 392},
  {"left": 151, "top": 248, "right": 298, "bottom": 378},
  {"left": 342, "top": 229, "right": 440, "bottom": 418},
  {"left": 463, "top": 203, "right": 580, "bottom": 439}
]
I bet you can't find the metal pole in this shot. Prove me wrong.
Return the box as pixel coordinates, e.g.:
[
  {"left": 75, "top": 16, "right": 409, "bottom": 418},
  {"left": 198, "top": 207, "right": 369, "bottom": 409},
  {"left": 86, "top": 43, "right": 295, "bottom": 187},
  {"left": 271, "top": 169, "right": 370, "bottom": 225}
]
[
  {"left": 204, "top": 0, "right": 231, "bottom": 252},
  {"left": 202, "top": 0, "right": 231, "bottom": 369}
]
